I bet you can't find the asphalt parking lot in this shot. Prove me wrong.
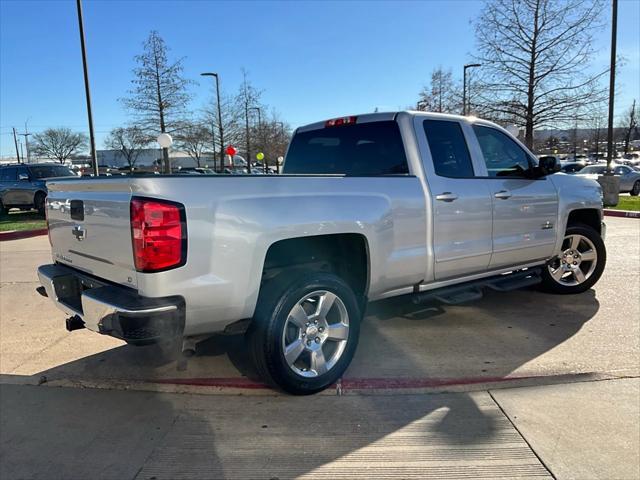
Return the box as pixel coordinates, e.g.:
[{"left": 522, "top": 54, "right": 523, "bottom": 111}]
[{"left": 0, "top": 217, "right": 638, "bottom": 479}]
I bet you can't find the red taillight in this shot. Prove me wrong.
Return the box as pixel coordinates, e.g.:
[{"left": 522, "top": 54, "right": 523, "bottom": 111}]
[
  {"left": 130, "top": 198, "right": 186, "bottom": 272},
  {"left": 325, "top": 116, "right": 358, "bottom": 128}
]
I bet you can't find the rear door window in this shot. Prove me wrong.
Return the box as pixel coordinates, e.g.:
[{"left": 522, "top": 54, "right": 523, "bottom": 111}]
[
  {"left": 0, "top": 167, "right": 17, "bottom": 182},
  {"left": 423, "top": 120, "right": 474, "bottom": 178},
  {"left": 29, "top": 165, "right": 75, "bottom": 178},
  {"left": 284, "top": 121, "right": 409, "bottom": 175}
]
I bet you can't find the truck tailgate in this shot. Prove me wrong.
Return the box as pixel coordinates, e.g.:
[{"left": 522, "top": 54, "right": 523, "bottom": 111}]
[{"left": 46, "top": 178, "right": 137, "bottom": 288}]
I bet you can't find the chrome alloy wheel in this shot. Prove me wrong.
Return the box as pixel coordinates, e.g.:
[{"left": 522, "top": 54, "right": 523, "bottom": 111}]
[
  {"left": 281, "top": 290, "right": 350, "bottom": 378},
  {"left": 547, "top": 234, "right": 598, "bottom": 286}
]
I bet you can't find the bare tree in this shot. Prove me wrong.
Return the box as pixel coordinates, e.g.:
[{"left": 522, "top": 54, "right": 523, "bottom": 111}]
[
  {"left": 418, "top": 67, "right": 460, "bottom": 113},
  {"left": 473, "top": 0, "right": 605, "bottom": 148},
  {"left": 202, "top": 91, "right": 245, "bottom": 171},
  {"left": 104, "top": 126, "right": 150, "bottom": 171},
  {"left": 121, "top": 31, "right": 191, "bottom": 171},
  {"left": 618, "top": 100, "right": 638, "bottom": 155},
  {"left": 176, "top": 122, "right": 211, "bottom": 167},
  {"left": 31, "top": 128, "right": 87, "bottom": 163},
  {"left": 235, "top": 70, "right": 263, "bottom": 173},
  {"left": 587, "top": 111, "right": 607, "bottom": 157},
  {"left": 253, "top": 110, "right": 291, "bottom": 171}
]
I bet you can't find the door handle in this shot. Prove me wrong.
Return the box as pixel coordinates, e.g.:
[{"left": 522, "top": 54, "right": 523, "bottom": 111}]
[
  {"left": 494, "top": 190, "right": 512, "bottom": 200},
  {"left": 435, "top": 192, "right": 458, "bottom": 202}
]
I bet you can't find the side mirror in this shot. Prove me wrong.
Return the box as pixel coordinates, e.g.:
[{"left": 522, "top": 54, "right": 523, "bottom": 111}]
[
  {"left": 18, "top": 173, "right": 29, "bottom": 181},
  {"left": 538, "top": 156, "right": 560, "bottom": 176}
]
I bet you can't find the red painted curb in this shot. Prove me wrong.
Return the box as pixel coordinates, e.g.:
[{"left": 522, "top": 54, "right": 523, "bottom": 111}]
[
  {"left": 603, "top": 209, "right": 640, "bottom": 218},
  {"left": 0, "top": 228, "right": 48, "bottom": 242},
  {"left": 154, "top": 377, "right": 267, "bottom": 389},
  {"left": 152, "top": 374, "right": 539, "bottom": 391}
]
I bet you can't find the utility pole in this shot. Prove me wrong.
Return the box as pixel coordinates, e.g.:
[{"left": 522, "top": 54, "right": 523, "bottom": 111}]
[
  {"left": 463, "top": 63, "right": 481, "bottom": 116},
  {"left": 606, "top": 0, "right": 618, "bottom": 171},
  {"left": 19, "top": 131, "right": 31, "bottom": 163},
  {"left": 76, "top": 0, "right": 99, "bottom": 175},
  {"left": 12, "top": 128, "right": 21, "bottom": 163}
]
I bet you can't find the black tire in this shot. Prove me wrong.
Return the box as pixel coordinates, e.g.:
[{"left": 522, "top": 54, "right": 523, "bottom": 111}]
[
  {"left": 0, "top": 199, "right": 7, "bottom": 216},
  {"left": 539, "top": 223, "right": 606, "bottom": 294},
  {"left": 248, "top": 270, "right": 362, "bottom": 395},
  {"left": 34, "top": 192, "right": 46, "bottom": 215},
  {"left": 631, "top": 181, "right": 640, "bottom": 196}
]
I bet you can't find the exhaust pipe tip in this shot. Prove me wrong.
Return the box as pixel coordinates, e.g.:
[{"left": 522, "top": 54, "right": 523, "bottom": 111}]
[{"left": 65, "top": 315, "right": 85, "bottom": 332}]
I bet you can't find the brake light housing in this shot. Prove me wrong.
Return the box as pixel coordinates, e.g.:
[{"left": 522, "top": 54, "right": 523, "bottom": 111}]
[
  {"left": 130, "top": 197, "right": 187, "bottom": 273},
  {"left": 325, "top": 116, "right": 358, "bottom": 128}
]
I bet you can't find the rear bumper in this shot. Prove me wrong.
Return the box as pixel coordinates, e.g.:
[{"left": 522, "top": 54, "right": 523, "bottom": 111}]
[{"left": 37, "top": 264, "right": 184, "bottom": 345}]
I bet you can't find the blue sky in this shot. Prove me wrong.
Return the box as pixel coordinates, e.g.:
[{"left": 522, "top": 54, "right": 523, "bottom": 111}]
[{"left": 1, "top": 0, "right": 639, "bottom": 156}]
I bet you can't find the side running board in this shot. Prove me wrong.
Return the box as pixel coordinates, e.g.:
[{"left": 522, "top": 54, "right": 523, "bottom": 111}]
[{"left": 413, "top": 268, "right": 542, "bottom": 306}]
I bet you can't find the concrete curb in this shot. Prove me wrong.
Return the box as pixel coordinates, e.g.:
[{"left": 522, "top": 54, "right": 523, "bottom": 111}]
[
  {"left": 3, "top": 371, "right": 634, "bottom": 397},
  {"left": 603, "top": 209, "right": 640, "bottom": 218},
  {"left": 0, "top": 228, "right": 48, "bottom": 242}
]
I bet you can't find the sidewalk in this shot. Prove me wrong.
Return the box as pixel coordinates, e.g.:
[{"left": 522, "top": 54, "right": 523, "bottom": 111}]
[{"left": 1, "top": 377, "right": 638, "bottom": 479}]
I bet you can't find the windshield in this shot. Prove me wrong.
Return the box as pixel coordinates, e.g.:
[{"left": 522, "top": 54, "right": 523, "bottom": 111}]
[
  {"left": 29, "top": 165, "right": 75, "bottom": 179},
  {"left": 579, "top": 166, "right": 606, "bottom": 174}
]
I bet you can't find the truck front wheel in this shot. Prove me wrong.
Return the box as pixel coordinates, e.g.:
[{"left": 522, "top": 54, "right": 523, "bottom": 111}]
[
  {"left": 540, "top": 224, "right": 606, "bottom": 294},
  {"left": 248, "top": 270, "right": 361, "bottom": 395}
]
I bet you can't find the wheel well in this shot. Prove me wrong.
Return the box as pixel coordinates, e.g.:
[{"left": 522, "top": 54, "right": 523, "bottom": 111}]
[
  {"left": 567, "top": 209, "right": 601, "bottom": 234},
  {"left": 262, "top": 234, "right": 369, "bottom": 298}
]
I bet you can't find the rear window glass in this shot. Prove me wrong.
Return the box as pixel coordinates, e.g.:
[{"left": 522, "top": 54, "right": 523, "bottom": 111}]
[
  {"left": 423, "top": 120, "right": 474, "bottom": 178},
  {"left": 28, "top": 165, "right": 75, "bottom": 179},
  {"left": 284, "top": 121, "right": 409, "bottom": 176}
]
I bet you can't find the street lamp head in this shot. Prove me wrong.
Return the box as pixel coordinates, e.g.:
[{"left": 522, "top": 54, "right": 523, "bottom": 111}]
[
  {"left": 200, "top": 72, "right": 218, "bottom": 78},
  {"left": 464, "top": 63, "right": 482, "bottom": 69},
  {"left": 157, "top": 133, "right": 173, "bottom": 149}
]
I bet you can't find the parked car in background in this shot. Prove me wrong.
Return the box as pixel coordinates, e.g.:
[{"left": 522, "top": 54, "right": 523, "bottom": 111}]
[
  {"left": 560, "top": 162, "right": 586, "bottom": 174},
  {"left": 575, "top": 164, "right": 640, "bottom": 195},
  {"left": 621, "top": 152, "right": 640, "bottom": 167},
  {"left": 0, "top": 163, "right": 76, "bottom": 214},
  {"left": 179, "top": 167, "right": 216, "bottom": 175}
]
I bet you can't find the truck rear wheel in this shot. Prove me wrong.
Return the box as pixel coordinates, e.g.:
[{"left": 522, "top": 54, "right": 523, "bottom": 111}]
[
  {"left": 248, "top": 270, "right": 361, "bottom": 395},
  {"left": 540, "top": 224, "right": 606, "bottom": 294}
]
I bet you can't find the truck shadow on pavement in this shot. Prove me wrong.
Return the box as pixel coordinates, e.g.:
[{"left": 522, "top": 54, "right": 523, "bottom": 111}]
[{"left": 4, "top": 288, "right": 599, "bottom": 479}]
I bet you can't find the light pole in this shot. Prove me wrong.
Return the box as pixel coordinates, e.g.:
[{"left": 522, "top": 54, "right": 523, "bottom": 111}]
[
  {"left": 463, "top": 63, "right": 481, "bottom": 116},
  {"left": 12, "top": 127, "right": 21, "bottom": 163},
  {"left": 19, "top": 131, "right": 31, "bottom": 163},
  {"left": 274, "top": 122, "right": 286, "bottom": 174},
  {"left": 606, "top": 0, "right": 618, "bottom": 172},
  {"left": 76, "top": 0, "right": 98, "bottom": 175},
  {"left": 200, "top": 72, "right": 224, "bottom": 172},
  {"left": 249, "top": 107, "right": 263, "bottom": 171}
]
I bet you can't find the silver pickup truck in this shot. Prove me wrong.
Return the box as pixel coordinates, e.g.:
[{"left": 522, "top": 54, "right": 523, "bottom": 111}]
[{"left": 37, "top": 111, "right": 606, "bottom": 394}]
